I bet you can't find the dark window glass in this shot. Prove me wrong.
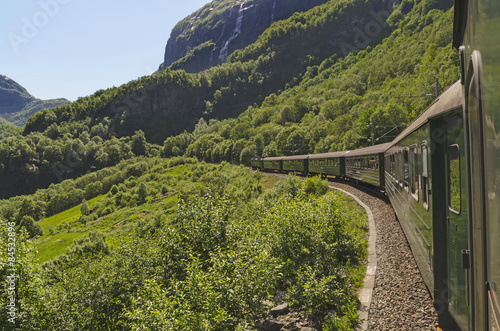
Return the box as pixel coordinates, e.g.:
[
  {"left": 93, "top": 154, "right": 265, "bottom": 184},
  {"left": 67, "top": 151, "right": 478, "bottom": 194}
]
[
  {"left": 403, "top": 149, "right": 409, "bottom": 189},
  {"left": 410, "top": 146, "right": 419, "bottom": 198},
  {"left": 447, "top": 144, "right": 461, "bottom": 214},
  {"left": 422, "top": 143, "right": 429, "bottom": 209}
]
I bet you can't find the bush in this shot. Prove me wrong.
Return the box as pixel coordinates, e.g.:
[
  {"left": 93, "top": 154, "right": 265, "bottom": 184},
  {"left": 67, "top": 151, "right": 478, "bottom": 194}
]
[
  {"left": 303, "top": 175, "right": 329, "bottom": 196},
  {"left": 18, "top": 215, "right": 43, "bottom": 238},
  {"left": 273, "top": 174, "right": 303, "bottom": 197}
]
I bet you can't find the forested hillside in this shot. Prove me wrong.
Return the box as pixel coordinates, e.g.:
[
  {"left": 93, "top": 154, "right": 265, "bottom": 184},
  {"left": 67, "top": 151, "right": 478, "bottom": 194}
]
[
  {"left": 0, "top": 0, "right": 462, "bottom": 329},
  {"left": 0, "top": 75, "right": 69, "bottom": 127},
  {"left": 0, "top": 158, "right": 368, "bottom": 330},
  {"left": 176, "top": 0, "right": 458, "bottom": 161},
  {"left": 0, "top": 0, "right": 457, "bottom": 198},
  {"left": 0, "top": 118, "right": 20, "bottom": 140}
]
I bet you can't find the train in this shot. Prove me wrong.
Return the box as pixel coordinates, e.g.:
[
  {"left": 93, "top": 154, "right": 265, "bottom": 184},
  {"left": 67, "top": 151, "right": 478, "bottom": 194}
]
[{"left": 251, "top": 1, "right": 500, "bottom": 329}]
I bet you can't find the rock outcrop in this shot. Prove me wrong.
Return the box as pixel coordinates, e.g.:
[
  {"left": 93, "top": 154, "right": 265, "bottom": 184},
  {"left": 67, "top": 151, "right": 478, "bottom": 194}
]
[{"left": 160, "top": 0, "right": 330, "bottom": 72}]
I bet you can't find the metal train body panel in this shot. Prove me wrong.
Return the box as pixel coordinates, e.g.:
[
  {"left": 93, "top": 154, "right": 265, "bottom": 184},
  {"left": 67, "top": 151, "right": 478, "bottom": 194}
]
[
  {"left": 251, "top": 157, "right": 263, "bottom": 169},
  {"left": 385, "top": 124, "right": 435, "bottom": 293},
  {"left": 454, "top": 0, "right": 500, "bottom": 329},
  {"left": 385, "top": 81, "right": 466, "bottom": 330},
  {"left": 263, "top": 157, "right": 282, "bottom": 171},
  {"left": 308, "top": 151, "right": 347, "bottom": 177},
  {"left": 345, "top": 143, "right": 389, "bottom": 187},
  {"left": 282, "top": 155, "right": 309, "bottom": 173}
]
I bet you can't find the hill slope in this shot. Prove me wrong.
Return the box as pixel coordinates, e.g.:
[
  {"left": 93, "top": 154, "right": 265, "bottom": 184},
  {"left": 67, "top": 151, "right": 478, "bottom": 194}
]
[
  {"left": 0, "top": 75, "right": 69, "bottom": 126},
  {"left": 0, "top": 0, "right": 457, "bottom": 200},
  {"left": 159, "top": 0, "right": 330, "bottom": 72}
]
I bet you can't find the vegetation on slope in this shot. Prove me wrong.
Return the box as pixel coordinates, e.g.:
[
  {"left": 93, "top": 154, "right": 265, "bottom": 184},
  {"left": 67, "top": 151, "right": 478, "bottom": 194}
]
[
  {"left": 0, "top": 75, "right": 68, "bottom": 126},
  {"left": 0, "top": 0, "right": 456, "bottom": 200},
  {"left": 0, "top": 160, "right": 367, "bottom": 330},
  {"left": 161, "top": 0, "right": 330, "bottom": 72},
  {"left": 0, "top": 118, "right": 21, "bottom": 140},
  {"left": 0, "top": 0, "right": 462, "bottom": 329},
  {"left": 166, "top": 1, "right": 459, "bottom": 162}
]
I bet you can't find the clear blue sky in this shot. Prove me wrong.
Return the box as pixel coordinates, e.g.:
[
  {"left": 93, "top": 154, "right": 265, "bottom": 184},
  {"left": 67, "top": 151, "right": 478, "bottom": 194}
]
[{"left": 1, "top": 0, "right": 210, "bottom": 101}]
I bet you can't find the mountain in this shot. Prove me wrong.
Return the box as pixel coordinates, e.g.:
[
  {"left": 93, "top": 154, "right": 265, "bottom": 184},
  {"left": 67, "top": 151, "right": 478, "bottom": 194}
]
[
  {"left": 0, "top": 0, "right": 457, "bottom": 200},
  {"left": 0, "top": 75, "right": 69, "bottom": 126},
  {"left": 25, "top": 0, "right": 399, "bottom": 144},
  {"left": 159, "top": 0, "right": 330, "bottom": 72}
]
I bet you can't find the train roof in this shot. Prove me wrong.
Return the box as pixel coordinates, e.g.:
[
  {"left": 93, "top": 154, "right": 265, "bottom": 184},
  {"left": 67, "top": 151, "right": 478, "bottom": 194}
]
[
  {"left": 262, "top": 156, "right": 283, "bottom": 161},
  {"left": 308, "top": 151, "right": 349, "bottom": 159},
  {"left": 388, "top": 80, "right": 462, "bottom": 149},
  {"left": 282, "top": 154, "right": 310, "bottom": 160},
  {"left": 344, "top": 143, "right": 391, "bottom": 157}
]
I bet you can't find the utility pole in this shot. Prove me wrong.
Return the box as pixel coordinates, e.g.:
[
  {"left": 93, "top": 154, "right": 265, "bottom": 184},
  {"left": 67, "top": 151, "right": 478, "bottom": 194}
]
[{"left": 435, "top": 78, "right": 440, "bottom": 97}]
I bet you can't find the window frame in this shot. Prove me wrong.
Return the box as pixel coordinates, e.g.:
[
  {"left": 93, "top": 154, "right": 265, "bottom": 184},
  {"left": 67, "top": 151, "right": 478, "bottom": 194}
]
[
  {"left": 421, "top": 142, "right": 429, "bottom": 211},
  {"left": 410, "top": 144, "right": 419, "bottom": 201}
]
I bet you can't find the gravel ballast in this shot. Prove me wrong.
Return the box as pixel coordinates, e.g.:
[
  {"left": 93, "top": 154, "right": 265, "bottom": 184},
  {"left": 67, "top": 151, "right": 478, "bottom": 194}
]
[{"left": 328, "top": 181, "right": 439, "bottom": 330}]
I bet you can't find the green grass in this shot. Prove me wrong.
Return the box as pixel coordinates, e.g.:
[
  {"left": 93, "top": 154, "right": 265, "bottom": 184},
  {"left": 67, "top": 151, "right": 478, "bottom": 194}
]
[
  {"left": 167, "top": 164, "right": 190, "bottom": 176},
  {"left": 35, "top": 195, "right": 106, "bottom": 263},
  {"left": 39, "top": 195, "right": 106, "bottom": 235},
  {"left": 260, "top": 175, "right": 279, "bottom": 190},
  {"left": 35, "top": 232, "right": 87, "bottom": 263}
]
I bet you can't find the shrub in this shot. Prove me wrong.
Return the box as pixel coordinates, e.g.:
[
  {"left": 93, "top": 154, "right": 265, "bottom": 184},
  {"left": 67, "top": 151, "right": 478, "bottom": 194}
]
[
  {"left": 303, "top": 175, "right": 329, "bottom": 196},
  {"left": 18, "top": 215, "right": 43, "bottom": 238}
]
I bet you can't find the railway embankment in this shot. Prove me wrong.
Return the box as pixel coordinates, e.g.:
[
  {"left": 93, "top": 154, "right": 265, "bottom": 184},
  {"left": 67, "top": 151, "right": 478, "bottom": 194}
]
[{"left": 328, "top": 181, "right": 439, "bottom": 330}]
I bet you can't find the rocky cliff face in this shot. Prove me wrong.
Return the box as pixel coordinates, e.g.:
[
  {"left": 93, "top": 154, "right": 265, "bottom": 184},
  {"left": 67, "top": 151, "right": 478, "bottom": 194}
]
[
  {"left": 0, "top": 75, "right": 69, "bottom": 126},
  {"left": 160, "top": 0, "right": 330, "bottom": 72}
]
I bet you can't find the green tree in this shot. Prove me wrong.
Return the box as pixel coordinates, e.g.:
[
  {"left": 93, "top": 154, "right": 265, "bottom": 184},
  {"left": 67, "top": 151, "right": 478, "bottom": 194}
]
[
  {"left": 131, "top": 130, "right": 147, "bottom": 156},
  {"left": 18, "top": 215, "right": 43, "bottom": 238},
  {"left": 80, "top": 199, "right": 91, "bottom": 216},
  {"left": 138, "top": 182, "right": 148, "bottom": 203}
]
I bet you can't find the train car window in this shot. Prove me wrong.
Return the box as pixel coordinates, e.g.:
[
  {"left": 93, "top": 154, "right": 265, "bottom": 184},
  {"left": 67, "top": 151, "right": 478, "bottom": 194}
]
[
  {"left": 447, "top": 144, "right": 461, "bottom": 214},
  {"left": 403, "top": 148, "right": 409, "bottom": 191},
  {"left": 422, "top": 143, "right": 429, "bottom": 210},
  {"left": 392, "top": 154, "right": 395, "bottom": 177},
  {"left": 396, "top": 152, "right": 400, "bottom": 183},
  {"left": 387, "top": 154, "right": 394, "bottom": 177},
  {"left": 410, "top": 145, "right": 419, "bottom": 200}
]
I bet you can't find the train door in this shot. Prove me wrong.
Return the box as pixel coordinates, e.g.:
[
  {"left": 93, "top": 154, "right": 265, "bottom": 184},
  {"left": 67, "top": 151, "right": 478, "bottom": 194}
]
[
  {"left": 445, "top": 117, "right": 469, "bottom": 330},
  {"left": 464, "top": 51, "right": 489, "bottom": 330}
]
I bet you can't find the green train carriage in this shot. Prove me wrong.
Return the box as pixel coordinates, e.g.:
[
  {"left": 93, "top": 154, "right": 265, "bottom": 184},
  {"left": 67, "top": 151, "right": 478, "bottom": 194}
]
[
  {"left": 345, "top": 143, "right": 390, "bottom": 188},
  {"left": 282, "top": 155, "right": 309, "bottom": 174},
  {"left": 262, "top": 157, "right": 283, "bottom": 172},
  {"left": 250, "top": 157, "right": 263, "bottom": 170},
  {"left": 308, "top": 151, "right": 347, "bottom": 178},
  {"left": 454, "top": 0, "right": 500, "bottom": 329},
  {"left": 385, "top": 81, "right": 467, "bottom": 330}
]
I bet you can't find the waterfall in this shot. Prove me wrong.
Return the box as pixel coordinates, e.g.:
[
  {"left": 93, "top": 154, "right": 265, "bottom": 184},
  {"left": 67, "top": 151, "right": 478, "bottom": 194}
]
[
  {"left": 218, "top": 2, "right": 246, "bottom": 63},
  {"left": 209, "top": 23, "right": 227, "bottom": 67}
]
